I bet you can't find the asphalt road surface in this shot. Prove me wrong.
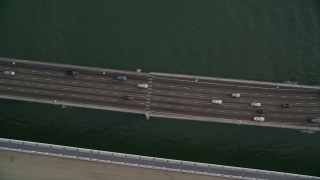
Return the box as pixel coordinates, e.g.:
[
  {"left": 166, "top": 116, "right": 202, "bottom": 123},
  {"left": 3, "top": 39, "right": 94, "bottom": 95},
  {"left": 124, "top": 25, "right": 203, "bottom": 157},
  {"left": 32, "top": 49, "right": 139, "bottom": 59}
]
[{"left": 0, "top": 58, "right": 319, "bottom": 130}]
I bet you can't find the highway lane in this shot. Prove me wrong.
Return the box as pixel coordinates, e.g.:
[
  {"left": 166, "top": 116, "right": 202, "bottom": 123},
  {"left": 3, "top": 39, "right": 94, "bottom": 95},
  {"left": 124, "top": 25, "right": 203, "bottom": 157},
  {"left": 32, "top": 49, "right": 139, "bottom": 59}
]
[
  {"left": 0, "top": 58, "right": 319, "bottom": 130},
  {"left": 0, "top": 64, "right": 150, "bottom": 113},
  {"left": 149, "top": 76, "right": 320, "bottom": 126}
]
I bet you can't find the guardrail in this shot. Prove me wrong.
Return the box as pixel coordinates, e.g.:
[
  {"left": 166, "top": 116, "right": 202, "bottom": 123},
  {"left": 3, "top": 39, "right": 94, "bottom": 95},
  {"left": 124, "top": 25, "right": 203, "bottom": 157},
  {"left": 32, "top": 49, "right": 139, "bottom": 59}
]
[{"left": 0, "top": 138, "right": 319, "bottom": 180}]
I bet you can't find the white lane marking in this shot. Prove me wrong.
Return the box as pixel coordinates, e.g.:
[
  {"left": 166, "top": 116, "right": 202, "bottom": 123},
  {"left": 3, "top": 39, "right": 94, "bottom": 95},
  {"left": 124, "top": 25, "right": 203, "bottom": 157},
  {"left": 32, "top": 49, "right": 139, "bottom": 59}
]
[
  {"left": 87, "top": 90, "right": 94, "bottom": 93},
  {"left": 12, "top": 81, "right": 18, "bottom": 84},
  {"left": 72, "top": 95, "right": 77, "bottom": 97},
  {"left": 32, "top": 77, "right": 38, "bottom": 80},
  {"left": 58, "top": 93, "right": 64, "bottom": 96},
  {"left": 20, "top": 89, "right": 25, "bottom": 91},
  {"left": 76, "top": 88, "right": 82, "bottom": 91},
  {"left": 26, "top": 83, "right": 30, "bottom": 86},
  {"left": 85, "top": 97, "right": 91, "bottom": 99},
  {"left": 6, "top": 87, "right": 12, "bottom": 90},
  {"left": 46, "top": 92, "right": 52, "bottom": 95},
  {"left": 72, "top": 82, "right": 78, "bottom": 84},
  {"left": 60, "top": 80, "right": 65, "bottom": 83},
  {"left": 165, "top": 106, "right": 171, "bottom": 108},
  {"left": 309, "top": 103, "right": 317, "bottom": 105},
  {"left": 31, "top": 70, "right": 37, "bottom": 73},
  {"left": 192, "top": 108, "right": 198, "bottom": 110},
  {"left": 114, "top": 86, "right": 120, "bottom": 89},
  {"left": 183, "top": 87, "right": 189, "bottom": 89},
  {"left": 33, "top": 90, "right": 39, "bottom": 93},
  {"left": 37, "top": 84, "right": 44, "bottom": 87},
  {"left": 169, "top": 85, "right": 176, "bottom": 88},
  {"left": 113, "top": 92, "right": 119, "bottom": 95},
  {"left": 45, "top": 79, "right": 51, "bottom": 81},
  {"left": 98, "top": 97, "right": 104, "bottom": 100}
]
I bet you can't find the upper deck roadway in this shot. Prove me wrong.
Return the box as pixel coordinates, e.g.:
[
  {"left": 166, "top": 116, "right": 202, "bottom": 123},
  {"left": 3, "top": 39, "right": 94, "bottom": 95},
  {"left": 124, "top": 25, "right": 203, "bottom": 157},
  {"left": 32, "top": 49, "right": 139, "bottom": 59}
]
[{"left": 0, "top": 57, "right": 319, "bottom": 131}]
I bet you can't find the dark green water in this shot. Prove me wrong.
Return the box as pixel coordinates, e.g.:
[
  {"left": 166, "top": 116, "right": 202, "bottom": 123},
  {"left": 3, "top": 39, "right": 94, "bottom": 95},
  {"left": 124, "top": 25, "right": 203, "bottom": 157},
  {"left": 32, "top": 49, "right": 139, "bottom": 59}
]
[{"left": 0, "top": 0, "right": 320, "bottom": 176}]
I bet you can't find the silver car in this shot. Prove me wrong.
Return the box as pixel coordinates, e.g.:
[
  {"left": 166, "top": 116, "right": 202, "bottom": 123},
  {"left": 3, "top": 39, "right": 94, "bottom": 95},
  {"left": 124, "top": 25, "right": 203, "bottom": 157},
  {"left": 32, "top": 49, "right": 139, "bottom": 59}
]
[{"left": 4, "top": 70, "right": 15, "bottom": 76}]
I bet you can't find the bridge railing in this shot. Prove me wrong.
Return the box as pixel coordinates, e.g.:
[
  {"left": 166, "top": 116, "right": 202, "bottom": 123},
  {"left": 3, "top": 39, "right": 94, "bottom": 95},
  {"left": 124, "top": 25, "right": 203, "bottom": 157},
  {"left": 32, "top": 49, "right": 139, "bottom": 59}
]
[{"left": 0, "top": 138, "right": 319, "bottom": 180}]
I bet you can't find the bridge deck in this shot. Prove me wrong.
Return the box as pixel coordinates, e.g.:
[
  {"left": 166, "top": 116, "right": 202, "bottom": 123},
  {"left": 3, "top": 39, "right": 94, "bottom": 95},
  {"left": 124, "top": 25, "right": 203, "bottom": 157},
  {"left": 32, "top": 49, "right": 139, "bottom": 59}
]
[{"left": 0, "top": 57, "right": 319, "bottom": 131}]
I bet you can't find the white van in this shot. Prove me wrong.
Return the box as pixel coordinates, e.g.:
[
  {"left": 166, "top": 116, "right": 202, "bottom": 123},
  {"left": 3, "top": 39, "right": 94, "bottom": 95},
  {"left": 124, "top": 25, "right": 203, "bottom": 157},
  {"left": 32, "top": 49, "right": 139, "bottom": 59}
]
[
  {"left": 253, "top": 117, "right": 265, "bottom": 121},
  {"left": 137, "top": 83, "right": 148, "bottom": 89},
  {"left": 251, "top": 102, "right": 261, "bottom": 107},
  {"left": 231, "top": 93, "right": 240, "bottom": 98},
  {"left": 211, "top": 100, "right": 222, "bottom": 104}
]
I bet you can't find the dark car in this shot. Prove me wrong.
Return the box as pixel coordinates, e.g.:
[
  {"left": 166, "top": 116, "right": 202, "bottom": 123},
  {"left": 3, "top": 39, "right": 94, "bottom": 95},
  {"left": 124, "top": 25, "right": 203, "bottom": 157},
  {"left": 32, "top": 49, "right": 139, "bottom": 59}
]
[
  {"left": 281, "top": 103, "right": 291, "bottom": 108},
  {"left": 66, "top": 70, "right": 79, "bottom": 76},
  {"left": 256, "top": 109, "right": 266, "bottom": 114},
  {"left": 115, "top": 75, "right": 127, "bottom": 81},
  {"left": 123, "top": 95, "right": 134, "bottom": 101}
]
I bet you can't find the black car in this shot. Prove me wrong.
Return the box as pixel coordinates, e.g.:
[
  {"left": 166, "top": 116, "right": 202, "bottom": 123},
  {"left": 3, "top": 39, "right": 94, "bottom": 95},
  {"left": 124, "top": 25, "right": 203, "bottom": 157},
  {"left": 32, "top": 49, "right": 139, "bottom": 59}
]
[
  {"left": 256, "top": 109, "right": 266, "bottom": 114},
  {"left": 66, "top": 70, "right": 79, "bottom": 76},
  {"left": 281, "top": 103, "right": 291, "bottom": 108}
]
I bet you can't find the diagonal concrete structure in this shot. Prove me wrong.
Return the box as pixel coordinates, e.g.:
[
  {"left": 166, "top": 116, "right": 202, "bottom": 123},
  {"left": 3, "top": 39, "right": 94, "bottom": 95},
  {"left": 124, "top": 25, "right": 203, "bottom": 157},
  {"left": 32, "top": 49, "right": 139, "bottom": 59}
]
[{"left": 0, "top": 138, "right": 319, "bottom": 180}]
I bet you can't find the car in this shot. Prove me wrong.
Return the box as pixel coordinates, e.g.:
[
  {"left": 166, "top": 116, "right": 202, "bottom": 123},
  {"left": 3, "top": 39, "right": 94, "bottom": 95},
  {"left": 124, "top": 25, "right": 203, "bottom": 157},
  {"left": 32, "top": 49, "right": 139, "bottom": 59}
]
[
  {"left": 281, "top": 103, "right": 292, "bottom": 108},
  {"left": 251, "top": 102, "right": 261, "bottom": 107},
  {"left": 256, "top": 109, "right": 266, "bottom": 114},
  {"left": 66, "top": 70, "right": 79, "bottom": 76},
  {"left": 230, "top": 93, "right": 241, "bottom": 98},
  {"left": 308, "top": 117, "right": 320, "bottom": 123},
  {"left": 211, "top": 99, "right": 222, "bottom": 104},
  {"left": 4, "top": 70, "right": 15, "bottom": 76},
  {"left": 115, "top": 75, "right": 127, "bottom": 81},
  {"left": 137, "top": 83, "right": 148, "bottom": 88},
  {"left": 253, "top": 116, "right": 265, "bottom": 122},
  {"left": 123, "top": 95, "right": 134, "bottom": 101}
]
